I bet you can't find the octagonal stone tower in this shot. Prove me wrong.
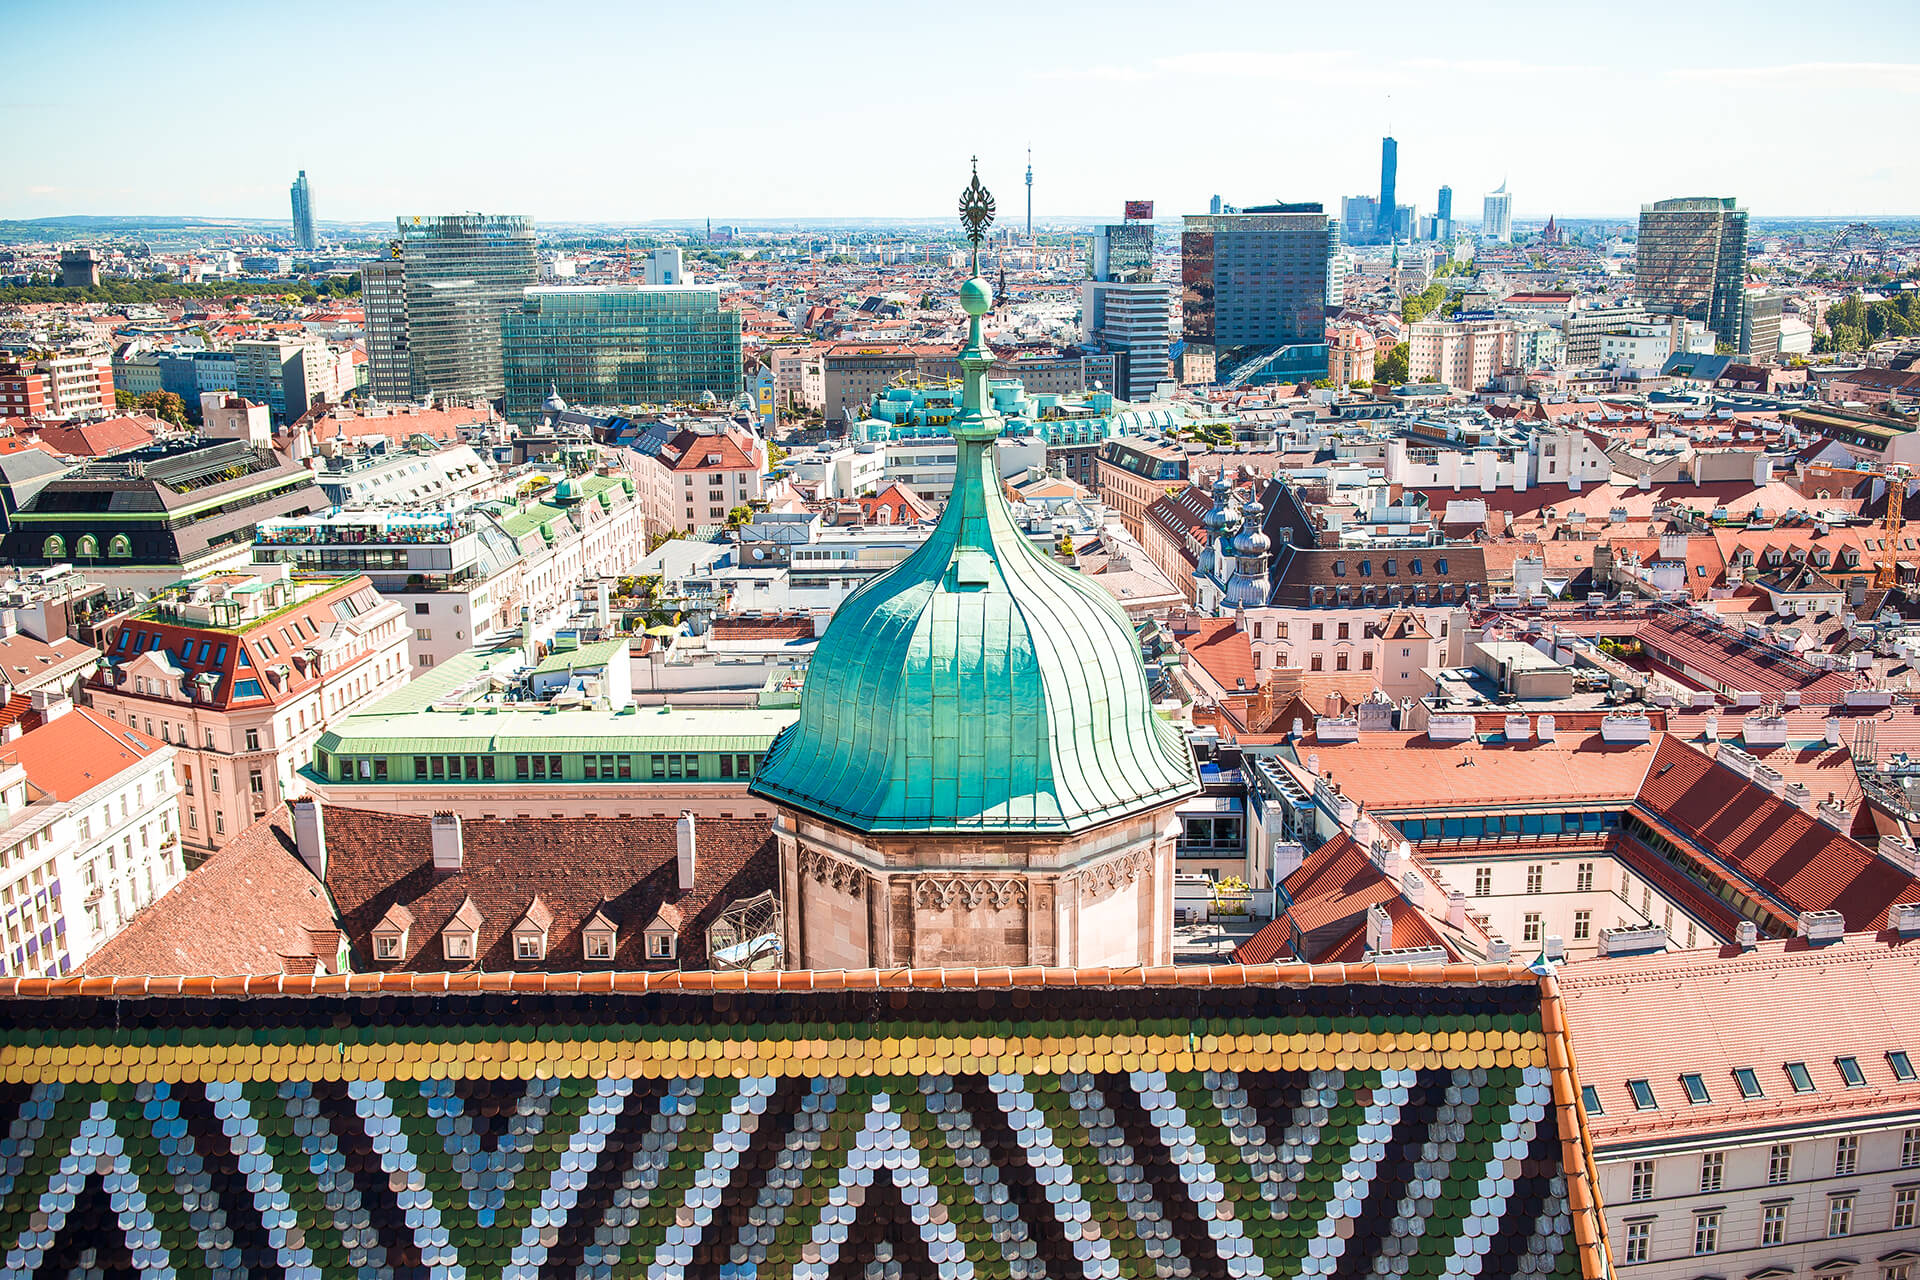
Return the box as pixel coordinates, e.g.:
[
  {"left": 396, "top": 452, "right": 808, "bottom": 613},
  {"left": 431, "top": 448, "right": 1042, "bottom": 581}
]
[{"left": 751, "top": 164, "right": 1198, "bottom": 969}]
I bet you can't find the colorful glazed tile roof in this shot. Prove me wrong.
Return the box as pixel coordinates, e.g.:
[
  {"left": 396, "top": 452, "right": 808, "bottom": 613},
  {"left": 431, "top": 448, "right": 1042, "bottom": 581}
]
[{"left": 0, "top": 968, "right": 1606, "bottom": 1280}]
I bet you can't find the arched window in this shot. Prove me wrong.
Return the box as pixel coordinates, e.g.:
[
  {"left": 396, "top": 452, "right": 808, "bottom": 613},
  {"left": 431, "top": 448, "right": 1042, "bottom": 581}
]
[
  {"left": 108, "top": 534, "right": 132, "bottom": 559},
  {"left": 41, "top": 535, "right": 64, "bottom": 559},
  {"left": 75, "top": 534, "right": 99, "bottom": 558}
]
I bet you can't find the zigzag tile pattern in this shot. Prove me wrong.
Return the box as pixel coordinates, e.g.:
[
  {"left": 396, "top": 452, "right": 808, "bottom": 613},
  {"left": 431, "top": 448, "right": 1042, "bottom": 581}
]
[{"left": 0, "top": 986, "right": 1584, "bottom": 1280}]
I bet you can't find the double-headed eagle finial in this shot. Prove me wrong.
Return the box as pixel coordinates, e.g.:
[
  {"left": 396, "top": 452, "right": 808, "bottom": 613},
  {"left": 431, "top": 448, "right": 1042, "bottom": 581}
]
[{"left": 958, "top": 157, "right": 996, "bottom": 266}]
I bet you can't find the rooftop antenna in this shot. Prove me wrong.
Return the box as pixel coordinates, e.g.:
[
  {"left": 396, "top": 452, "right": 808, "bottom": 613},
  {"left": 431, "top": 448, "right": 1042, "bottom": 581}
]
[{"left": 1025, "top": 145, "right": 1033, "bottom": 240}]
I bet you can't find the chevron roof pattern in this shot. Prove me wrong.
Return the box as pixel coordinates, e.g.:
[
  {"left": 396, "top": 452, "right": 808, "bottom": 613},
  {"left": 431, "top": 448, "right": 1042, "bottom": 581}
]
[{"left": 0, "top": 976, "right": 1604, "bottom": 1280}]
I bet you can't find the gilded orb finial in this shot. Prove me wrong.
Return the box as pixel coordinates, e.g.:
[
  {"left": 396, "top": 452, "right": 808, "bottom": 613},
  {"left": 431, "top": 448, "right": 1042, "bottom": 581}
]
[{"left": 958, "top": 158, "right": 996, "bottom": 273}]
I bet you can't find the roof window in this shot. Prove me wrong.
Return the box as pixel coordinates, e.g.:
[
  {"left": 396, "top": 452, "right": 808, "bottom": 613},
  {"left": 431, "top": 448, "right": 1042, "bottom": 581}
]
[
  {"left": 1627, "top": 1079, "right": 1658, "bottom": 1110},
  {"left": 1784, "top": 1061, "right": 1815, "bottom": 1093},
  {"left": 1890, "top": 1051, "right": 1917, "bottom": 1082},
  {"left": 1581, "top": 1085, "right": 1603, "bottom": 1115},
  {"left": 1681, "top": 1073, "right": 1711, "bottom": 1104},
  {"left": 1734, "top": 1067, "right": 1764, "bottom": 1098},
  {"left": 1835, "top": 1056, "right": 1866, "bottom": 1087}
]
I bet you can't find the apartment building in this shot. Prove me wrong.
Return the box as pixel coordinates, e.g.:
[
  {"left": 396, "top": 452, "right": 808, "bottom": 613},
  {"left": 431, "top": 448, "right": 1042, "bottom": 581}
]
[
  {"left": 0, "top": 352, "right": 114, "bottom": 422},
  {"left": 1565, "top": 931, "right": 1920, "bottom": 1280},
  {"left": 0, "top": 705, "right": 181, "bottom": 975},
  {"left": 1095, "top": 437, "right": 1189, "bottom": 539},
  {"left": 652, "top": 424, "right": 766, "bottom": 533},
  {"left": 1408, "top": 317, "right": 1518, "bottom": 390},
  {"left": 85, "top": 567, "right": 410, "bottom": 863}
]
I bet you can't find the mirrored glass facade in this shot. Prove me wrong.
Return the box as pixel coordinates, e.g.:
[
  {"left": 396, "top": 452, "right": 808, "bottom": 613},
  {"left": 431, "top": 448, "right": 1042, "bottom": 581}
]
[
  {"left": 395, "top": 214, "right": 538, "bottom": 403},
  {"left": 1635, "top": 197, "right": 1749, "bottom": 347},
  {"left": 502, "top": 285, "right": 744, "bottom": 416}
]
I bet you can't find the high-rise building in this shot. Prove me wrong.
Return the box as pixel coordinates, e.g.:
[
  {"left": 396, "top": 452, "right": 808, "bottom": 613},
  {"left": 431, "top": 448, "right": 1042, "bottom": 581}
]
[
  {"left": 641, "top": 246, "right": 682, "bottom": 285},
  {"left": 500, "top": 285, "right": 744, "bottom": 417},
  {"left": 1377, "top": 136, "right": 1398, "bottom": 240},
  {"left": 1436, "top": 185, "right": 1454, "bottom": 241},
  {"left": 1082, "top": 281, "right": 1176, "bottom": 400},
  {"left": 1741, "top": 290, "right": 1783, "bottom": 360},
  {"left": 1091, "top": 222, "right": 1153, "bottom": 284},
  {"left": 1483, "top": 184, "right": 1513, "bottom": 243},
  {"left": 1181, "top": 205, "right": 1334, "bottom": 361},
  {"left": 360, "top": 214, "right": 538, "bottom": 406},
  {"left": 290, "top": 170, "right": 315, "bottom": 251},
  {"left": 1209, "top": 194, "right": 1222, "bottom": 215},
  {"left": 1635, "top": 196, "right": 1750, "bottom": 348}
]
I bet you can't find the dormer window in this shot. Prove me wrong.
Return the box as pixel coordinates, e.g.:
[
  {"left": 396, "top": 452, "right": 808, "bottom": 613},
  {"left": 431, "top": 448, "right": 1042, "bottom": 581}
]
[
  {"left": 582, "top": 907, "right": 617, "bottom": 962},
  {"left": 510, "top": 895, "right": 552, "bottom": 964},
  {"left": 647, "top": 933, "right": 674, "bottom": 960},
  {"left": 371, "top": 902, "right": 413, "bottom": 964},
  {"left": 442, "top": 896, "right": 482, "bottom": 963},
  {"left": 644, "top": 903, "right": 683, "bottom": 964}
]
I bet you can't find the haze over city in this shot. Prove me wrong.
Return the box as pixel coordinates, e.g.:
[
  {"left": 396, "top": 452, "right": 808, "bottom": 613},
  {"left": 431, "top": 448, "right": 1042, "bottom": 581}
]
[{"left": 4, "top": 0, "right": 1919, "bottom": 222}]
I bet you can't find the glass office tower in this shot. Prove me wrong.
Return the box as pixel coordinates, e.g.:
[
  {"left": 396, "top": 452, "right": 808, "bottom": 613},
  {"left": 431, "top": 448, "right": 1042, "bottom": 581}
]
[
  {"left": 1180, "top": 207, "right": 1332, "bottom": 349},
  {"left": 393, "top": 214, "right": 538, "bottom": 403},
  {"left": 1091, "top": 223, "right": 1154, "bottom": 283},
  {"left": 502, "top": 285, "right": 744, "bottom": 416},
  {"left": 1635, "top": 197, "right": 1749, "bottom": 348},
  {"left": 290, "top": 171, "right": 315, "bottom": 251}
]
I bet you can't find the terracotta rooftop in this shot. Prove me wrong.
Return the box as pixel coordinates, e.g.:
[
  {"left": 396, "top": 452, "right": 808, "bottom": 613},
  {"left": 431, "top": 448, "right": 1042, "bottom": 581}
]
[
  {"left": 1559, "top": 929, "right": 1920, "bottom": 1148},
  {"left": 320, "top": 807, "right": 776, "bottom": 972},
  {"left": 82, "top": 809, "right": 339, "bottom": 978},
  {"left": 0, "top": 707, "right": 163, "bottom": 803},
  {"left": 1301, "top": 732, "right": 1660, "bottom": 811}
]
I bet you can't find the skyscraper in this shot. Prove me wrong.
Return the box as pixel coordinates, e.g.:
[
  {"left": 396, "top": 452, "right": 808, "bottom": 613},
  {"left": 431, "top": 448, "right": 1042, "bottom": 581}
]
[
  {"left": 1209, "top": 194, "right": 1223, "bottom": 215},
  {"left": 500, "top": 285, "right": 744, "bottom": 416},
  {"left": 1482, "top": 184, "right": 1513, "bottom": 243},
  {"left": 362, "top": 213, "right": 538, "bottom": 405},
  {"left": 1635, "top": 196, "right": 1750, "bottom": 348},
  {"left": 1181, "top": 204, "right": 1334, "bottom": 381},
  {"left": 1377, "top": 136, "right": 1398, "bottom": 240},
  {"left": 290, "top": 171, "right": 315, "bottom": 251}
]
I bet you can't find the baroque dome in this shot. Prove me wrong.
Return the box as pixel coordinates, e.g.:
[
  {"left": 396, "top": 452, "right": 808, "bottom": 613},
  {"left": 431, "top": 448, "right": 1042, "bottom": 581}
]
[{"left": 751, "top": 281, "right": 1196, "bottom": 834}]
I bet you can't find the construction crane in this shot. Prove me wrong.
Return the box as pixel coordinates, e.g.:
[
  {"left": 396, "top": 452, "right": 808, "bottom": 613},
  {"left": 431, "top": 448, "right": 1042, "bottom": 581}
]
[{"left": 1802, "top": 461, "right": 1913, "bottom": 589}]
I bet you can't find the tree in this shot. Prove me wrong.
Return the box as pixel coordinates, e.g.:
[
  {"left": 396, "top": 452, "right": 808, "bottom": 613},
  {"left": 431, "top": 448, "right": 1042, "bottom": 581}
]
[
  {"left": 1400, "top": 282, "right": 1446, "bottom": 324},
  {"left": 1377, "top": 342, "right": 1410, "bottom": 385},
  {"left": 113, "top": 387, "right": 139, "bottom": 411},
  {"left": 725, "top": 505, "right": 752, "bottom": 530},
  {"left": 136, "top": 390, "right": 188, "bottom": 426},
  {"left": 1057, "top": 534, "right": 1075, "bottom": 559}
]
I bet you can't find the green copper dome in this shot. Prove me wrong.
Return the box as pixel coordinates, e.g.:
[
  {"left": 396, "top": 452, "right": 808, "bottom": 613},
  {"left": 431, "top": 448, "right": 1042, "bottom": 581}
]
[{"left": 752, "top": 196, "right": 1196, "bottom": 833}]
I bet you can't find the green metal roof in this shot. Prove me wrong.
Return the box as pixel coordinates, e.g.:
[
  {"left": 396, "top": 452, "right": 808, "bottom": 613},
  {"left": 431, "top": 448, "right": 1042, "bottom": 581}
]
[
  {"left": 317, "top": 703, "right": 795, "bottom": 756},
  {"left": 532, "top": 637, "right": 628, "bottom": 674},
  {"left": 751, "top": 279, "right": 1197, "bottom": 834}
]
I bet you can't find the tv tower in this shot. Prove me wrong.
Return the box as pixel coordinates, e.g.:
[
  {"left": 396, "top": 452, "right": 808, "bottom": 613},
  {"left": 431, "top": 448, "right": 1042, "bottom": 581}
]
[{"left": 1025, "top": 146, "right": 1033, "bottom": 239}]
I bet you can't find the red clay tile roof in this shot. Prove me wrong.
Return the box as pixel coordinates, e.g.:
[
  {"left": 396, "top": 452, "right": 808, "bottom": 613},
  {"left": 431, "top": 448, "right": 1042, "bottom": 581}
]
[
  {"left": 660, "top": 427, "right": 759, "bottom": 473},
  {"left": 0, "top": 707, "right": 163, "bottom": 802},
  {"left": 1636, "top": 614, "right": 1856, "bottom": 699},
  {"left": 707, "top": 614, "right": 815, "bottom": 641},
  {"left": 1234, "top": 834, "right": 1455, "bottom": 965},
  {"left": 1560, "top": 930, "right": 1920, "bottom": 1148},
  {"left": 82, "top": 809, "right": 339, "bottom": 977},
  {"left": 1300, "top": 733, "right": 1659, "bottom": 811},
  {"left": 1175, "top": 617, "right": 1259, "bottom": 693},
  {"left": 320, "top": 807, "right": 776, "bottom": 971},
  {"left": 33, "top": 414, "right": 160, "bottom": 458},
  {"left": 1633, "top": 735, "right": 1920, "bottom": 930}
]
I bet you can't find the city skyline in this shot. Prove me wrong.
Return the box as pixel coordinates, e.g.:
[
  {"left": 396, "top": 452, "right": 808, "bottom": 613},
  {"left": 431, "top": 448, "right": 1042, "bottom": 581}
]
[{"left": 3, "top": 0, "right": 1918, "bottom": 224}]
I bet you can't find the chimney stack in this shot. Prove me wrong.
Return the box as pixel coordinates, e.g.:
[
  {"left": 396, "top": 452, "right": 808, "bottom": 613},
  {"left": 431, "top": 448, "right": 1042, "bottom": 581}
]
[
  {"left": 1447, "top": 890, "right": 1468, "bottom": 929},
  {"left": 430, "top": 812, "right": 463, "bottom": 873},
  {"left": 1735, "top": 920, "right": 1759, "bottom": 949},
  {"left": 1889, "top": 903, "right": 1920, "bottom": 937},
  {"left": 676, "top": 810, "right": 698, "bottom": 890},
  {"left": 1795, "top": 909, "right": 1845, "bottom": 945},
  {"left": 1365, "top": 904, "right": 1391, "bottom": 954},
  {"left": 291, "top": 798, "right": 327, "bottom": 879}
]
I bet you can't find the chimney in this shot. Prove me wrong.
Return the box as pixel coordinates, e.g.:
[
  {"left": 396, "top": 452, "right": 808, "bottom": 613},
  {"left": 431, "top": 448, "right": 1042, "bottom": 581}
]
[
  {"left": 430, "top": 812, "right": 463, "bottom": 873},
  {"left": 1783, "top": 781, "right": 1811, "bottom": 811},
  {"left": 1877, "top": 835, "right": 1919, "bottom": 876},
  {"left": 1487, "top": 938, "right": 1512, "bottom": 964},
  {"left": 1291, "top": 717, "right": 1305, "bottom": 741},
  {"left": 1795, "top": 909, "right": 1845, "bottom": 944},
  {"left": 1365, "top": 904, "right": 1391, "bottom": 954},
  {"left": 1544, "top": 934, "right": 1566, "bottom": 961},
  {"left": 291, "top": 797, "right": 327, "bottom": 879},
  {"left": 1447, "top": 890, "right": 1468, "bottom": 929},
  {"left": 1816, "top": 796, "right": 1851, "bottom": 830},
  {"left": 676, "top": 810, "right": 698, "bottom": 890},
  {"left": 1888, "top": 903, "right": 1920, "bottom": 937},
  {"left": 1825, "top": 716, "right": 1844, "bottom": 747},
  {"left": 1324, "top": 690, "right": 1343, "bottom": 719},
  {"left": 1736, "top": 920, "right": 1759, "bottom": 949}
]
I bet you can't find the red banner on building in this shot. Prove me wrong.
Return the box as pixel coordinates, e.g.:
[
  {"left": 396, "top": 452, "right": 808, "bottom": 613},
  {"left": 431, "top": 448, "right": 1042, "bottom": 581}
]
[{"left": 1124, "top": 200, "right": 1154, "bottom": 222}]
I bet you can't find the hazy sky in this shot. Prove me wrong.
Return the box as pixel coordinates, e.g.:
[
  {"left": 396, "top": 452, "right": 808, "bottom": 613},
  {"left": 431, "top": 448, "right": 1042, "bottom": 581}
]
[{"left": 4, "top": 0, "right": 1917, "bottom": 224}]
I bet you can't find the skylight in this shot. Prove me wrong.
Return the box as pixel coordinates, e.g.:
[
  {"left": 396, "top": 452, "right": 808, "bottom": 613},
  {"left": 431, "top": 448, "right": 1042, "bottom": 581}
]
[
  {"left": 1784, "top": 1062, "right": 1815, "bottom": 1093},
  {"left": 1582, "top": 1085, "right": 1603, "bottom": 1115},
  {"left": 1734, "top": 1067, "right": 1764, "bottom": 1098},
  {"left": 1681, "top": 1073, "right": 1711, "bottom": 1104},
  {"left": 1627, "top": 1079, "right": 1658, "bottom": 1110},
  {"left": 1891, "top": 1051, "right": 1917, "bottom": 1082},
  {"left": 1835, "top": 1057, "right": 1866, "bottom": 1087}
]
